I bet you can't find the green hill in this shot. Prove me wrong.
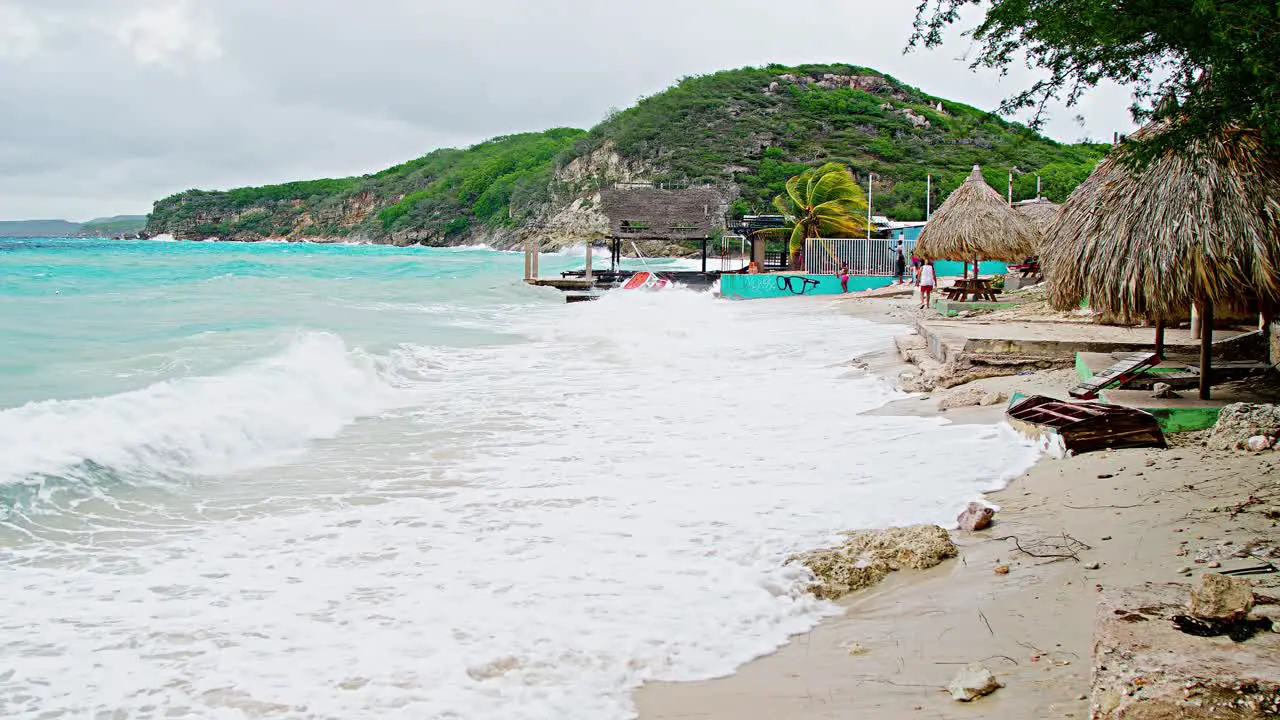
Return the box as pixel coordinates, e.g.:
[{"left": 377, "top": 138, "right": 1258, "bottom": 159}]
[
  {"left": 0, "top": 219, "right": 85, "bottom": 238},
  {"left": 146, "top": 64, "right": 1107, "bottom": 244},
  {"left": 147, "top": 129, "right": 585, "bottom": 244},
  {"left": 79, "top": 215, "right": 147, "bottom": 236},
  {"left": 568, "top": 63, "right": 1105, "bottom": 220},
  {"left": 0, "top": 216, "right": 147, "bottom": 238}
]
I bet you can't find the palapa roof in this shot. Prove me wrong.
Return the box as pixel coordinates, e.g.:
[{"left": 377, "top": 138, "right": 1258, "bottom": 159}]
[
  {"left": 1042, "top": 123, "right": 1280, "bottom": 319},
  {"left": 913, "top": 166, "right": 1040, "bottom": 262},
  {"left": 599, "top": 185, "right": 728, "bottom": 241},
  {"left": 1013, "top": 198, "right": 1061, "bottom": 234}
]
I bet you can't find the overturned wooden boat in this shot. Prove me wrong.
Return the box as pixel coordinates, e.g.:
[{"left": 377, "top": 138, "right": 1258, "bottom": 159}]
[{"left": 1006, "top": 395, "right": 1167, "bottom": 455}]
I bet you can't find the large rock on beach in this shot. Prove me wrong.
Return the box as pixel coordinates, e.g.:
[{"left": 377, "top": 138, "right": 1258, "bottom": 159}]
[
  {"left": 1206, "top": 403, "right": 1280, "bottom": 451},
  {"left": 1189, "top": 573, "right": 1254, "bottom": 623},
  {"left": 938, "top": 386, "right": 987, "bottom": 409},
  {"left": 947, "top": 663, "right": 1002, "bottom": 702},
  {"left": 1092, "top": 583, "right": 1280, "bottom": 719},
  {"left": 789, "top": 525, "right": 957, "bottom": 600},
  {"left": 956, "top": 502, "right": 995, "bottom": 532}
]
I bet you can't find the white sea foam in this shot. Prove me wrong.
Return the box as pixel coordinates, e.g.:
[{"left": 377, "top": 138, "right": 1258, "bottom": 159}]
[
  {"left": 0, "top": 332, "right": 417, "bottom": 492},
  {"left": 0, "top": 289, "right": 1041, "bottom": 720}
]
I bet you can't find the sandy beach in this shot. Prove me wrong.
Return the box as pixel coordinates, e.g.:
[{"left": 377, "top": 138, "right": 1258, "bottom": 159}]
[{"left": 636, "top": 290, "right": 1280, "bottom": 719}]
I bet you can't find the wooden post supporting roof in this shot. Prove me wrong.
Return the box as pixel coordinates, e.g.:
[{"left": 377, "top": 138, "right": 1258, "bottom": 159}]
[{"left": 1198, "top": 300, "right": 1214, "bottom": 400}]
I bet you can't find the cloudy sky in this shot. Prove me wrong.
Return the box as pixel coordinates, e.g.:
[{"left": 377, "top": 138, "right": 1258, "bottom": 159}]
[{"left": 0, "top": 0, "right": 1137, "bottom": 220}]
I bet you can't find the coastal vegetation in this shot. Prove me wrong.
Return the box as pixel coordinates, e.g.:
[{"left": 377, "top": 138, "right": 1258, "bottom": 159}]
[
  {"left": 562, "top": 64, "right": 1107, "bottom": 220},
  {"left": 909, "top": 0, "right": 1280, "bottom": 162},
  {"left": 145, "top": 64, "right": 1108, "bottom": 244},
  {"left": 768, "top": 163, "right": 869, "bottom": 267},
  {"left": 147, "top": 129, "right": 585, "bottom": 244}
]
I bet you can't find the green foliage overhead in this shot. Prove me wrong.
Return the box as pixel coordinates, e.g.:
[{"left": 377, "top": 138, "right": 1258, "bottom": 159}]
[{"left": 908, "top": 0, "right": 1280, "bottom": 162}]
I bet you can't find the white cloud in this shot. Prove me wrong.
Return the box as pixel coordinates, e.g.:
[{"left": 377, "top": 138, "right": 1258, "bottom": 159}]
[
  {"left": 0, "top": 0, "right": 1141, "bottom": 220},
  {"left": 0, "top": 3, "right": 42, "bottom": 59},
  {"left": 113, "top": 0, "right": 220, "bottom": 68}
]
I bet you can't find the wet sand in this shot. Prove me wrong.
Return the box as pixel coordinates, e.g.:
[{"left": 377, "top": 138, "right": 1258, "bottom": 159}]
[{"left": 635, "top": 293, "right": 1280, "bottom": 719}]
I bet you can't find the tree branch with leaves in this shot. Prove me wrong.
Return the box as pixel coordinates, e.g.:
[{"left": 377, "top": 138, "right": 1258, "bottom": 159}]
[{"left": 907, "top": 0, "right": 1280, "bottom": 162}]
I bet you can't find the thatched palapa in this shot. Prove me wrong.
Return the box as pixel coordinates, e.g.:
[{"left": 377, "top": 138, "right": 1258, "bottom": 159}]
[
  {"left": 1042, "top": 123, "right": 1280, "bottom": 320},
  {"left": 1013, "top": 198, "right": 1061, "bottom": 235},
  {"left": 913, "top": 165, "right": 1040, "bottom": 262}
]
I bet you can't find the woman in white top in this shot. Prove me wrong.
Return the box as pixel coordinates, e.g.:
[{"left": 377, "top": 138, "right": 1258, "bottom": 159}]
[{"left": 919, "top": 261, "right": 936, "bottom": 309}]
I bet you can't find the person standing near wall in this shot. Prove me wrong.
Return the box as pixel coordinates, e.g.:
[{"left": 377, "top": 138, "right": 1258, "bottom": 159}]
[
  {"left": 894, "top": 241, "right": 907, "bottom": 285},
  {"left": 838, "top": 261, "right": 850, "bottom": 293},
  {"left": 918, "top": 260, "right": 936, "bottom": 309}
]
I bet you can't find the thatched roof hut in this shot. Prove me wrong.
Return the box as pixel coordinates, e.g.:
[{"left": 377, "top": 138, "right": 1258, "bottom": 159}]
[
  {"left": 1013, "top": 198, "right": 1061, "bottom": 235},
  {"left": 1042, "top": 123, "right": 1280, "bottom": 320},
  {"left": 914, "top": 165, "right": 1040, "bottom": 262}
]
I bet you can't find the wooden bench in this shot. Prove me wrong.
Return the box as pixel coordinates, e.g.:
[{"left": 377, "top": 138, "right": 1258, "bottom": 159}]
[
  {"left": 1069, "top": 352, "right": 1162, "bottom": 399},
  {"left": 944, "top": 278, "right": 1002, "bottom": 302}
]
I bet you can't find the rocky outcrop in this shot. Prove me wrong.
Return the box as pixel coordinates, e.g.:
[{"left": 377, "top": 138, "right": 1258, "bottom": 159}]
[
  {"left": 1092, "top": 582, "right": 1280, "bottom": 719},
  {"left": 1207, "top": 404, "right": 1280, "bottom": 451},
  {"left": 789, "top": 525, "right": 957, "bottom": 600}
]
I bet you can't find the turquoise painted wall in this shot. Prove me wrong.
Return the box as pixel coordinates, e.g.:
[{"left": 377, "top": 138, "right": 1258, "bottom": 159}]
[
  {"left": 719, "top": 263, "right": 1013, "bottom": 300},
  {"left": 718, "top": 274, "right": 894, "bottom": 299},
  {"left": 934, "top": 260, "right": 1009, "bottom": 276}
]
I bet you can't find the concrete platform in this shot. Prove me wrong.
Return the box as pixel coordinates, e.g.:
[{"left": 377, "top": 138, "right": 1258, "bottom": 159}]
[
  {"left": 1074, "top": 351, "right": 1275, "bottom": 432},
  {"left": 1093, "top": 582, "right": 1280, "bottom": 718},
  {"left": 917, "top": 319, "right": 1246, "bottom": 364},
  {"left": 930, "top": 299, "right": 1016, "bottom": 317}
]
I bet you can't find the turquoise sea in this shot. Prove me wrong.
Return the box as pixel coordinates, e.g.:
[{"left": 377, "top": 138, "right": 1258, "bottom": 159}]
[{"left": 0, "top": 238, "right": 1038, "bottom": 719}]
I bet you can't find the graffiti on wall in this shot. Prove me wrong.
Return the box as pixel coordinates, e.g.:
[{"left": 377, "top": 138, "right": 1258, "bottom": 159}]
[{"left": 775, "top": 276, "right": 821, "bottom": 295}]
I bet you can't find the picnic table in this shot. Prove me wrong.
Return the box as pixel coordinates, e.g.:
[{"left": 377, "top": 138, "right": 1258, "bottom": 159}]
[{"left": 943, "top": 277, "right": 1001, "bottom": 302}]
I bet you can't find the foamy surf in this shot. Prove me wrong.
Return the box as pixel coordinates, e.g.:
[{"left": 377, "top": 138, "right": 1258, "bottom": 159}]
[{"left": 0, "top": 240, "right": 1041, "bottom": 720}]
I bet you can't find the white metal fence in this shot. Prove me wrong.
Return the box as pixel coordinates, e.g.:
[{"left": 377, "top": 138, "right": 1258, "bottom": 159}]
[
  {"left": 804, "top": 238, "right": 916, "bottom": 275},
  {"left": 719, "top": 234, "right": 748, "bottom": 272}
]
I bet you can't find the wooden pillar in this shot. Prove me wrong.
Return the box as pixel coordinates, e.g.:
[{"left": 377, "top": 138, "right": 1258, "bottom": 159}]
[
  {"left": 1198, "top": 299, "right": 1214, "bottom": 400},
  {"left": 701, "top": 237, "right": 708, "bottom": 274},
  {"left": 751, "top": 233, "right": 767, "bottom": 268},
  {"left": 523, "top": 239, "right": 532, "bottom": 280},
  {"left": 1190, "top": 305, "right": 1201, "bottom": 340},
  {"left": 531, "top": 238, "right": 540, "bottom": 279},
  {"left": 1153, "top": 318, "right": 1165, "bottom": 360},
  {"left": 584, "top": 240, "right": 593, "bottom": 282}
]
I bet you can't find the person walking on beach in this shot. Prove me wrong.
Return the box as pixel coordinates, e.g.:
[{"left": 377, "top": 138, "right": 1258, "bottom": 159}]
[
  {"left": 838, "top": 261, "right": 850, "bottom": 293},
  {"left": 918, "top": 260, "right": 936, "bottom": 309},
  {"left": 910, "top": 253, "right": 923, "bottom": 286},
  {"left": 894, "top": 240, "right": 907, "bottom": 285}
]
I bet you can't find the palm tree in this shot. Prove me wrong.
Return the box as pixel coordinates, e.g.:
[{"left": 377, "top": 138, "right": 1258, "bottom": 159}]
[{"left": 770, "top": 163, "right": 870, "bottom": 269}]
